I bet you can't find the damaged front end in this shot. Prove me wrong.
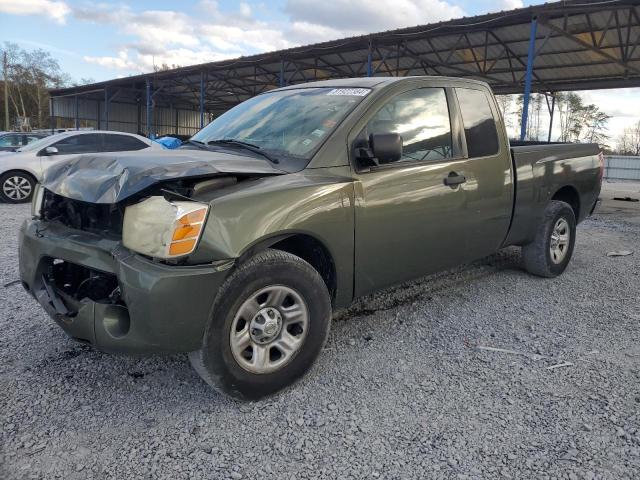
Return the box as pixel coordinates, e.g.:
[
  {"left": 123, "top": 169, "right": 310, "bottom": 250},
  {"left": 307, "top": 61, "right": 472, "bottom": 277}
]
[{"left": 20, "top": 149, "right": 281, "bottom": 353}]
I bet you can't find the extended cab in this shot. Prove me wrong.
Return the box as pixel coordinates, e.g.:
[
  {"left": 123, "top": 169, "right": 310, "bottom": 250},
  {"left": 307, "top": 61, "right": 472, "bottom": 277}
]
[{"left": 19, "top": 77, "right": 602, "bottom": 399}]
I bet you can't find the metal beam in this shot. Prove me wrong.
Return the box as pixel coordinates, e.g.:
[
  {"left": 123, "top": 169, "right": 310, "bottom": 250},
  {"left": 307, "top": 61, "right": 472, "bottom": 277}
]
[
  {"left": 520, "top": 17, "right": 538, "bottom": 141},
  {"left": 367, "top": 39, "right": 373, "bottom": 77},
  {"left": 538, "top": 18, "right": 640, "bottom": 75}
]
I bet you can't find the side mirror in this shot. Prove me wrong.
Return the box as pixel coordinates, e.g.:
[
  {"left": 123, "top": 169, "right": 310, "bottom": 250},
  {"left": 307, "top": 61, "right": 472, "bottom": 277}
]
[
  {"left": 369, "top": 133, "right": 402, "bottom": 164},
  {"left": 43, "top": 146, "right": 59, "bottom": 156}
]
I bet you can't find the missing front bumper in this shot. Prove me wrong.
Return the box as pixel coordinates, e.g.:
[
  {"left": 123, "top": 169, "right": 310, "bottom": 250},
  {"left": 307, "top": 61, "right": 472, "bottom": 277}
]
[{"left": 19, "top": 218, "right": 234, "bottom": 354}]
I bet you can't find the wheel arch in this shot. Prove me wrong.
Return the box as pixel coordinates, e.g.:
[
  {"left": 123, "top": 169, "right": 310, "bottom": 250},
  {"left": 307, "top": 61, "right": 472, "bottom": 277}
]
[
  {"left": 551, "top": 184, "right": 580, "bottom": 221},
  {"left": 237, "top": 232, "right": 338, "bottom": 305},
  {"left": 1, "top": 168, "right": 38, "bottom": 181}
]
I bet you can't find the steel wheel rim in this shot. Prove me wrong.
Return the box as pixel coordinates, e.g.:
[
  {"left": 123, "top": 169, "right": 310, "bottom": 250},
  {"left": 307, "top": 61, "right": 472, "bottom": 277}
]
[
  {"left": 3, "top": 175, "right": 32, "bottom": 200},
  {"left": 230, "top": 285, "right": 309, "bottom": 374},
  {"left": 550, "top": 217, "right": 570, "bottom": 264}
]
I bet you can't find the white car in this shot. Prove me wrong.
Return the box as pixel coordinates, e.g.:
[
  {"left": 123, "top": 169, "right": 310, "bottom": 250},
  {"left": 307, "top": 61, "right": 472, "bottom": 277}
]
[{"left": 0, "top": 130, "right": 164, "bottom": 203}]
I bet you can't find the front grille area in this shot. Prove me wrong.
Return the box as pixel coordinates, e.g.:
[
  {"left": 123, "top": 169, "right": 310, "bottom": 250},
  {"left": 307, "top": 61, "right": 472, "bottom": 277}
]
[
  {"left": 47, "top": 258, "right": 120, "bottom": 303},
  {"left": 42, "top": 189, "right": 124, "bottom": 236}
]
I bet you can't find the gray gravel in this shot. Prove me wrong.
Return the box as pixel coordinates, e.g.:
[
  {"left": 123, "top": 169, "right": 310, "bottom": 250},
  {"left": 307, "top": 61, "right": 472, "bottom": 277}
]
[{"left": 1, "top": 201, "right": 640, "bottom": 479}]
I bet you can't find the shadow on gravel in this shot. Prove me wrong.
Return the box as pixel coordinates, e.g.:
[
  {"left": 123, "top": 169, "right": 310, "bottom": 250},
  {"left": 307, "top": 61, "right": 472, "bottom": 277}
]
[
  {"left": 22, "top": 246, "right": 525, "bottom": 407},
  {"left": 336, "top": 246, "right": 523, "bottom": 321}
]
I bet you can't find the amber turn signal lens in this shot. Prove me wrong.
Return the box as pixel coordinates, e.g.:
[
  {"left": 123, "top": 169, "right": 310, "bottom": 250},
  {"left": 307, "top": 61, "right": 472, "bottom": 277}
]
[
  {"left": 169, "top": 239, "right": 197, "bottom": 256},
  {"left": 167, "top": 205, "right": 208, "bottom": 257},
  {"left": 172, "top": 223, "right": 202, "bottom": 241},
  {"left": 179, "top": 209, "right": 206, "bottom": 224}
]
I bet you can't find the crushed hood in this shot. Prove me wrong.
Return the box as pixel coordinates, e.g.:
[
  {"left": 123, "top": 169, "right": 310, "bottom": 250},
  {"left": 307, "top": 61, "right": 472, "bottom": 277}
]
[{"left": 42, "top": 148, "right": 284, "bottom": 204}]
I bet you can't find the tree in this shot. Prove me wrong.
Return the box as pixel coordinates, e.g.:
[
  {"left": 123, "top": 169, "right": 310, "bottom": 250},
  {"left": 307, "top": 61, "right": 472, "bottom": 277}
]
[
  {"left": 154, "top": 63, "right": 180, "bottom": 72},
  {"left": 0, "top": 42, "right": 69, "bottom": 130},
  {"left": 553, "top": 92, "right": 610, "bottom": 146},
  {"left": 582, "top": 104, "right": 610, "bottom": 146},
  {"left": 513, "top": 92, "right": 545, "bottom": 140},
  {"left": 616, "top": 121, "right": 640, "bottom": 155},
  {"left": 557, "top": 92, "right": 584, "bottom": 142}
]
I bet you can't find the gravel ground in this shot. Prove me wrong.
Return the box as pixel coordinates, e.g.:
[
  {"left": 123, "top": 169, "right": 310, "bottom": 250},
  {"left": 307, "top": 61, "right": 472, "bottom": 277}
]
[{"left": 1, "top": 199, "right": 639, "bottom": 480}]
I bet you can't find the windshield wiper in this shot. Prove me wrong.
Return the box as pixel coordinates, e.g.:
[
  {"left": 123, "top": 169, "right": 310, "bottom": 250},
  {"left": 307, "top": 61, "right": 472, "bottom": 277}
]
[
  {"left": 207, "top": 139, "right": 279, "bottom": 164},
  {"left": 183, "top": 139, "right": 207, "bottom": 150}
]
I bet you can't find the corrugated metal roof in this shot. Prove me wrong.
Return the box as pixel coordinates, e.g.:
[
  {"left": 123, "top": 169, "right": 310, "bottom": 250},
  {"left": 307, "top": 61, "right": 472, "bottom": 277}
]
[{"left": 50, "top": 0, "right": 640, "bottom": 115}]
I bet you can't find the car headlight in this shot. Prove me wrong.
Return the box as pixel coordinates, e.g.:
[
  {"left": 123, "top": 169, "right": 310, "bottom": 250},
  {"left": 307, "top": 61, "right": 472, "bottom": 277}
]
[
  {"left": 31, "top": 184, "right": 45, "bottom": 218},
  {"left": 122, "top": 196, "right": 209, "bottom": 259}
]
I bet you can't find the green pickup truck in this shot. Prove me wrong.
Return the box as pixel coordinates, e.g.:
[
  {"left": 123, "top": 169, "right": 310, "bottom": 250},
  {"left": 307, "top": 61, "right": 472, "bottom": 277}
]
[{"left": 19, "top": 77, "right": 602, "bottom": 399}]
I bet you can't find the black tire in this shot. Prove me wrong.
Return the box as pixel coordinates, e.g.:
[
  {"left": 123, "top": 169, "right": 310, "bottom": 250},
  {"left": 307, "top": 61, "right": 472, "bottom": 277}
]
[
  {"left": 522, "top": 200, "right": 576, "bottom": 278},
  {"left": 189, "top": 249, "right": 332, "bottom": 400},
  {"left": 0, "top": 171, "right": 36, "bottom": 203}
]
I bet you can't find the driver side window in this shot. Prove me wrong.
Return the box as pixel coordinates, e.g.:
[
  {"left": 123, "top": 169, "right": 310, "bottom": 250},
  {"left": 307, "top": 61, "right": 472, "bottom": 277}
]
[
  {"left": 51, "top": 134, "right": 100, "bottom": 155},
  {"left": 365, "top": 88, "right": 452, "bottom": 164}
]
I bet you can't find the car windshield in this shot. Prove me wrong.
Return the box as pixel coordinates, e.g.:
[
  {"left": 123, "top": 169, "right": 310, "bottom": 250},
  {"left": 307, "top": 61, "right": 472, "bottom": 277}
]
[{"left": 190, "top": 87, "right": 370, "bottom": 168}]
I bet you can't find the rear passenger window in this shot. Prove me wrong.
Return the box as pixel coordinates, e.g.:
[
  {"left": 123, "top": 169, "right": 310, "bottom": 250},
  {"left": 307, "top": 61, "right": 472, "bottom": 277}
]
[
  {"left": 365, "top": 88, "right": 452, "bottom": 164},
  {"left": 102, "top": 134, "right": 149, "bottom": 152},
  {"left": 455, "top": 88, "right": 500, "bottom": 158}
]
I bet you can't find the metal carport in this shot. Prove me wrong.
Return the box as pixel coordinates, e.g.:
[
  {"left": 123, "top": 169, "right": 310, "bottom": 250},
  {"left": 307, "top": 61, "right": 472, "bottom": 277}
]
[{"left": 49, "top": 0, "right": 640, "bottom": 141}]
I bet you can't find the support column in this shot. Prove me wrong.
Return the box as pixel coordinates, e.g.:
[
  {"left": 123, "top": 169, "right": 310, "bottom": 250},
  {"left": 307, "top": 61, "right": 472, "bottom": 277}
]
[
  {"left": 367, "top": 39, "right": 373, "bottom": 77},
  {"left": 136, "top": 100, "right": 141, "bottom": 134},
  {"left": 104, "top": 88, "right": 109, "bottom": 130},
  {"left": 279, "top": 59, "right": 285, "bottom": 87},
  {"left": 74, "top": 95, "right": 79, "bottom": 130},
  {"left": 49, "top": 97, "right": 54, "bottom": 134},
  {"left": 547, "top": 94, "right": 555, "bottom": 142},
  {"left": 200, "top": 71, "right": 205, "bottom": 129},
  {"left": 146, "top": 78, "right": 152, "bottom": 138},
  {"left": 520, "top": 17, "right": 538, "bottom": 141}
]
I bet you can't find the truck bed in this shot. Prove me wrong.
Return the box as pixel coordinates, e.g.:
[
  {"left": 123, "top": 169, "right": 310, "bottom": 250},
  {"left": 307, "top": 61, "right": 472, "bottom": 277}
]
[{"left": 505, "top": 142, "right": 601, "bottom": 247}]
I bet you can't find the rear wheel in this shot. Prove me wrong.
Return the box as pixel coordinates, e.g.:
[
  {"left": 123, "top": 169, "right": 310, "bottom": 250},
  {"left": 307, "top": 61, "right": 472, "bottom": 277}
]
[
  {"left": 0, "top": 171, "right": 36, "bottom": 203},
  {"left": 522, "top": 200, "right": 576, "bottom": 278},
  {"left": 189, "top": 249, "right": 331, "bottom": 400}
]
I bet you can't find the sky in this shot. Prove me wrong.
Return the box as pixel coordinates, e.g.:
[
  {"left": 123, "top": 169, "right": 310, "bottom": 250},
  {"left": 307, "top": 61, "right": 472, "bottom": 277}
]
[{"left": 0, "top": 0, "right": 638, "bottom": 142}]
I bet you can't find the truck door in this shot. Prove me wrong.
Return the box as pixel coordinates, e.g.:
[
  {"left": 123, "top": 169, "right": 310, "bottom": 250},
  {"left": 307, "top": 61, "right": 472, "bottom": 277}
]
[
  {"left": 352, "top": 86, "right": 470, "bottom": 296},
  {"left": 352, "top": 85, "right": 513, "bottom": 297},
  {"left": 452, "top": 87, "right": 513, "bottom": 260}
]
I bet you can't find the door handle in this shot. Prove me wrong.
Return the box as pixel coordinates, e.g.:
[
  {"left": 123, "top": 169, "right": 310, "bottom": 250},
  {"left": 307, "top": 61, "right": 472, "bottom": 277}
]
[{"left": 444, "top": 172, "right": 466, "bottom": 187}]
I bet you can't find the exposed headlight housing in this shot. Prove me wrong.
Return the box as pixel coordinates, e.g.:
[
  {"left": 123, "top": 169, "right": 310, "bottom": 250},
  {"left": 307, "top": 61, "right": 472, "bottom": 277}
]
[
  {"left": 122, "top": 196, "right": 209, "bottom": 259},
  {"left": 31, "top": 184, "right": 45, "bottom": 218}
]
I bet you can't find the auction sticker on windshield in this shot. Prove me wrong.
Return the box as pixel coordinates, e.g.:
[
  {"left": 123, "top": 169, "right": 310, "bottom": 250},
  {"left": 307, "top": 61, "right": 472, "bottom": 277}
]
[{"left": 326, "top": 88, "right": 370, "bottom": 96}]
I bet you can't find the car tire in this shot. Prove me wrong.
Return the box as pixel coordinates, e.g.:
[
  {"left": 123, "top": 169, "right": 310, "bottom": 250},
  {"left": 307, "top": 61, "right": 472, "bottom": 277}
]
[
  {"left": 522, "top": 200, "right": 576, "bottom": 278},
  {"left": 189, "top": 249, "right": 332, "bottom": 400},
  {"left": 0, "top": 171, "right": 36, "bottom": 203}
]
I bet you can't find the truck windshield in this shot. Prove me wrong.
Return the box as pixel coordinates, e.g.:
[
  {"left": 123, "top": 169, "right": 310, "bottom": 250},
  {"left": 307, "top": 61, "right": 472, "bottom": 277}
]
[{"left": 191, "top": 87, "right": 370, "bottom": 168}]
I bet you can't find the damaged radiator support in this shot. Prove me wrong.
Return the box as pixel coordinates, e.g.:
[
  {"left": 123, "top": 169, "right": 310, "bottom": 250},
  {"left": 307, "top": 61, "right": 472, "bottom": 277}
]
[{"left": 42, "top": 190, "right": 125, "bottom": 235}]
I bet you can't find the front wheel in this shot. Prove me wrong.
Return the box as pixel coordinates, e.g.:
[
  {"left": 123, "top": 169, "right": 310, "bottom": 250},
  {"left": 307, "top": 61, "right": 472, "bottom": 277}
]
[
  {"left": 189, "top": 249, "right": 331, "bottom": 400},
  {"left": 522, "top": 200, "right": 577, "bottom": 278},
  {"left": 0, "top": 171, "right": 36, "bottom": 203}
]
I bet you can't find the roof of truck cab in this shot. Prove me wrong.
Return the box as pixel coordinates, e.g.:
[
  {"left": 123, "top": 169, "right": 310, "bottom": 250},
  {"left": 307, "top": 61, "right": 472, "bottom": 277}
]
[{"left": 274, "top": 76, "right": 489, "bottom": 91}]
